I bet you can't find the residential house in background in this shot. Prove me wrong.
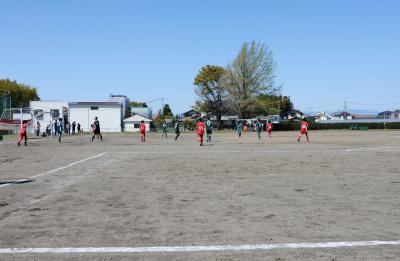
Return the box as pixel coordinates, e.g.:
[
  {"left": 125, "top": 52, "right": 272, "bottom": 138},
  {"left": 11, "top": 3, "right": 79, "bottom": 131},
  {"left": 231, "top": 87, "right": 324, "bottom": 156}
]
[
  {"left": 378, "top": 111, "right": 393, "bottom": 119},
  {"left": 334, "top": 112, "right": 353, "bottom": 120},
  {"left": 183, "top": 109, "right": 201, "bottom": 119},
  {"left": 287, "top": 110, "right": 304, "bottom": 120},
  {"left": 391, "top": 110, "right": 400, "bottom": 119},
  {"left": 123, "top": 114, "right": 152, "bottom": 132}
]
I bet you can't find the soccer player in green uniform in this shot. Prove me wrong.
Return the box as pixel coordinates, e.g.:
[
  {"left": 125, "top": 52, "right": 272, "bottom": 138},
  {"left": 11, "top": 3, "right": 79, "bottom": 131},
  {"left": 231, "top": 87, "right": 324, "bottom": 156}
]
[
  {"left": 162, "top": 120, "right": 168, "bottom": 139},
  {"left": 174, "top": 121, "right": 180, "bottom": 141},
  {"left": 255, "top": 119, "right": 262, "bottom": 140},
  {"left": 55, "top": 118, "right": 63, "bottom": 143},
  {"left": 236, "top": 121, "right": 243, "bottom": 138},
  {"left": 206, "top": 118, "right": 213, "bottom": 142}
]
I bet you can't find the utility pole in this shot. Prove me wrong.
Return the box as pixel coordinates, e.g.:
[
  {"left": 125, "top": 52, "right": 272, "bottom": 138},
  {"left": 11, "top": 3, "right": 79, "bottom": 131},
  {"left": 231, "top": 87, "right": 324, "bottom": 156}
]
[
  {"left": 344, "top": 101, "right": 348, "bottom": 112},
  {"left": 161, "top": 98, "right": 164, "bottom": 120}
]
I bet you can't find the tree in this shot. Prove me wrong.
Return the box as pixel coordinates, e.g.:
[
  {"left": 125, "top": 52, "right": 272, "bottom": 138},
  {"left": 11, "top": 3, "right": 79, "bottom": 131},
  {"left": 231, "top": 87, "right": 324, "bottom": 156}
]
[
  {"left": 255, "top": 94, "right": 293, "bottom": 117},
  {"left": 279, "top": 96, "right": 294, "bottom": 117},
  {"left": 194, "top": 65, "right": 227, "bottom": 128},
  {"left": 162, "top": 104, "right": 173, "bottom": 118},
  {"left": 224, "top": 41, "right": 280, "bottom": 118},
  {"left": 0, "top": 79, "right": 40, "bottom": 107},
  {"left": 129, "top": 101, "right": 147, "bottom": 108},
  {"left": 124, "top": 108, "right": 131, "bottom": 119}
]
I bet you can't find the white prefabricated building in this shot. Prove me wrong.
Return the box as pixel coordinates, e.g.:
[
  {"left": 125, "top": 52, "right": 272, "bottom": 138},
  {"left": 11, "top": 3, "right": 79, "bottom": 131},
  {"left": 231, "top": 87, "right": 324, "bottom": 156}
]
[{"left": 68, "top": 102, "right": 122, "bottom": 133}]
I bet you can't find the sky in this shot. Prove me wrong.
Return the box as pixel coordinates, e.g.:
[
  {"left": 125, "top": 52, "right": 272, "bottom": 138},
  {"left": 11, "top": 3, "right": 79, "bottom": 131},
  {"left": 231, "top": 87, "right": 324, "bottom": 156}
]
[{"left": 1, "top": 0, "right": 399, "bottom": 114}]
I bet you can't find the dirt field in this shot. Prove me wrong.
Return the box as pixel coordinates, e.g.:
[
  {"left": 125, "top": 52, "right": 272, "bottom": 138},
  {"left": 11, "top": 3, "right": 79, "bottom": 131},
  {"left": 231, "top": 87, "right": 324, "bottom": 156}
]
[{"left": 0, "top": 130, "right": 399, "bottom": 260}]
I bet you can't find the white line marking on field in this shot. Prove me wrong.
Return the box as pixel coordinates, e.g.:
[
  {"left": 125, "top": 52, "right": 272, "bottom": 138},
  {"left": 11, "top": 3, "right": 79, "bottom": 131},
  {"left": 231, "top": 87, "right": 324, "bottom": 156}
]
[
  {"left": 344, "top": 147, "right": 395, "bottom": 152},
  {"left": 112, "top": 147, "right": 400, "bottom": 155},
  {"left": 29, "top": 195, "right": 52, "bottom": 205},
  {"left": 0, "top": 240, "right": 399, "bottom": 254},
  {"left": 0, "top": 152, "right": 107, "bottom": 188}
]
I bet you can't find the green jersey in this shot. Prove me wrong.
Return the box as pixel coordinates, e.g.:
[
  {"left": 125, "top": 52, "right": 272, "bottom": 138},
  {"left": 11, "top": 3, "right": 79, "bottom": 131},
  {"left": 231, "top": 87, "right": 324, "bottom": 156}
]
[
  {"left": 255, "top": 122, "right": 262, "bottom": 132},
  {"left": 55, "top": 121, "right": 63, "bottom": 133},
  {"left": 206, "top": 120, "right": 213, "bottom": 131}
]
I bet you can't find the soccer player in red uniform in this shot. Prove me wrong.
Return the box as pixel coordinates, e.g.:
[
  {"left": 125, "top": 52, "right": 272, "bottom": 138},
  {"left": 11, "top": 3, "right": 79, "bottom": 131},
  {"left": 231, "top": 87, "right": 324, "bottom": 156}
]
[
  {"left": 266, "top": 121, "right": 273, "bottom": 138},
  {"left": 17, "top": 120, "right": 28, "bottom": 146},
  {"left": 298, "top": 120, "right": 309, "bottom": 143},
  {"left": 196, "top": 118, "right": 205, "bottom": 146},
  {"left": 139, "top": 120, "right": 146, "bottom": 142}
]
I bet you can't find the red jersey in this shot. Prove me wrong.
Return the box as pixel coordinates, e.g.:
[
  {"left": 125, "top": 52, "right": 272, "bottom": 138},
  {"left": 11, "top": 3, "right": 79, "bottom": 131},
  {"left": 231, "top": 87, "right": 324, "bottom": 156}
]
[
  {"left": 20, "top": 123, "right": 27, "bottom": 134},
  {"left": 139, "top": 123, "right": 146, "bottom": 133},
  {"left": 300, "top": 121, "right": 308, "bottom": 131},
  {"left": 196, "top": 122, "right": 205, "bottom": 135},
  {"left": 267, "top": 123, "right": 273, "bottom": 131}
]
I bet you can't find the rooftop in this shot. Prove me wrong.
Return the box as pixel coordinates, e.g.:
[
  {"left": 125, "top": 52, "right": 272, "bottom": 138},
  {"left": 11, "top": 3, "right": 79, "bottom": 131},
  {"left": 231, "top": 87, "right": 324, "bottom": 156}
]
[{"left": 68, "top": 102, "right": 121, "bottom": 106}]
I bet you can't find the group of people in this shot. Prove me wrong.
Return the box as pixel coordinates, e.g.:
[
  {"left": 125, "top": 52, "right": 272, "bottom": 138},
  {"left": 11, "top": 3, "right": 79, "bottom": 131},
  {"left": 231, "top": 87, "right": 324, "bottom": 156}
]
[
  {"left": 41, "top": 120, "right": 82, "bottom": 137},
  {"left": 17, "top": 117, "right": 101, "bottom": 146},
  {"left": 17, "top": 118, "right": 65, "bottom": 145},
  {"left": 234, "top": 118, "right": 309, "bottom": 143},
  {"left": 64, "top": 121, "right": 81, "bottom": 135},
  {"left": 17, "top": 117, "right": 310, "bottom": 146}
]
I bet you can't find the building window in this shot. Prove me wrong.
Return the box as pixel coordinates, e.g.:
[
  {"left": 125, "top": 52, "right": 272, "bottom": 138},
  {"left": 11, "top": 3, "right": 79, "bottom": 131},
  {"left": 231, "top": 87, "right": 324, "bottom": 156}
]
[
  {"left": 34, "top": 109, "right": 44, "bottom": 118},
  {"left": 50, "top": 109, "right": 60, "bottom": 117},
  {"left": 91, "top": 106, "right": 99, "bottom": 110},
  {"left": 134, "top": 123, "right": 140, "bottom": 128}
]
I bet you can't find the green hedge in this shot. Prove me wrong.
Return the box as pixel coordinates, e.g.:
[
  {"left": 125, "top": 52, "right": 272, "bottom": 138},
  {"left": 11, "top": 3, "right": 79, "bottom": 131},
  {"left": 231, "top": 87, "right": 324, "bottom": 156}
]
[{"left": 272, "top": 122, "right": 400, "bottom": 131}]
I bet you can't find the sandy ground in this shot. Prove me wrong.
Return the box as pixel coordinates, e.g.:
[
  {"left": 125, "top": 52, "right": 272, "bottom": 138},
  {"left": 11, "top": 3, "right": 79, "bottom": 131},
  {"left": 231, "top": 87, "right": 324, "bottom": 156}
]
[{"left": 0, "top": 130, "right": 399, "bottom": 260}]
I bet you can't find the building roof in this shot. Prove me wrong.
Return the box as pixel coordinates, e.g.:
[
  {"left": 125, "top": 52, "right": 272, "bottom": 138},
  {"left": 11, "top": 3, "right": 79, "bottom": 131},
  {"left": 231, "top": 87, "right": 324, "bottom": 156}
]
[
  {"left": 335, "top": 111, "right": 352, "bottom": 117},
  {"left": 123, "top": 114, "right": 152, "bottom": 123},
  {"left": 289, "top": 110, "right": 304, "bottom": 115},
  {"left": 183, "top": 109, "right": 200, "bottom": 117},
  {"left": 68, "top": 102, "right": 121, "bottom": 107},
  {"left": 378, "top": 111, "right": 393, "bottom": 115}
]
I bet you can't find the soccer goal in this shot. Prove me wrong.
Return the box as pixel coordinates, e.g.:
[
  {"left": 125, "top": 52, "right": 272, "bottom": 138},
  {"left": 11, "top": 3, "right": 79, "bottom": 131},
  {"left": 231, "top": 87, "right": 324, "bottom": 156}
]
[{"left": 0, "top": 108, "right": 32, "bottom": 132}]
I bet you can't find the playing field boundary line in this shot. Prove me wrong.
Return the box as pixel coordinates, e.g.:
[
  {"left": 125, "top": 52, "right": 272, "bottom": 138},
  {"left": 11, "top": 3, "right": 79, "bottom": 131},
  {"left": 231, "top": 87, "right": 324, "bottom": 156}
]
[
  {"left": 0, "top": 240, "right": 399, "bottom": 254},
  {"left": 0, "top": 152, "right": 107, "bottom": 188},
  {"left": 111, "top": 147, "right": 400, "bottom": 155}
]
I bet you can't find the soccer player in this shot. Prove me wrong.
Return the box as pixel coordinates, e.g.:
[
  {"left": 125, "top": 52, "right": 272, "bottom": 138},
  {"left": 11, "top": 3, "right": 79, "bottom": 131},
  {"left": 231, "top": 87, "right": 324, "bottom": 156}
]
[
  {"left": 267, "top": 121, "right": 273, "bottom": 138},
  {"left": 17, "top": 120, "right": 28, "bottom": 146},
  {"left": 236, "top": 121, "right": 243, "bottom": 138},
  {"left": 91, "top": 117, "right": 103, "bottom": 141},
  {"left": 139, "top": 120, "right": 146, "bottom": 142},
  {"left": 174, "top": 121, "right": 180, "bottom": 141},
  {"left": 255, "top": 119, "right": 262, "bottom": 140},
  {"left": 55, "top": 118, "right": 63, "bottom": 143},
  {"left": 196, "top": 118, "right": 205, "bottom": 146},
  {"left": 206, "top": 118, "right": 213, "bottom": 142},
  {"left": 162, "top": 121, "right": 168, "bottom": 139},
  {"left": 298, "top": 119, "right": 309, "bottom": 143}
]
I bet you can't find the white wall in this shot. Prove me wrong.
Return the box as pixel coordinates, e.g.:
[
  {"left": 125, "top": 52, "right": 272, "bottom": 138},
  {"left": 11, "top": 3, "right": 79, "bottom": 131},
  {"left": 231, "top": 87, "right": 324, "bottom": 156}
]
[
  {"left": 69, "top": 105, "right": 122, "bottom": 132},
  {"left": 30, "top": 101, "right": 68, "bottom": 134}
]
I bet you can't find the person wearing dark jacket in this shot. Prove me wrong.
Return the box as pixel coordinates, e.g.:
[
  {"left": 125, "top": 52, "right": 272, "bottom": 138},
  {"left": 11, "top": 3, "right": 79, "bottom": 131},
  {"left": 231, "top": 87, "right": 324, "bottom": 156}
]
[{"left": 91, "top": 117, "right": 103, "bottom": 141}]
